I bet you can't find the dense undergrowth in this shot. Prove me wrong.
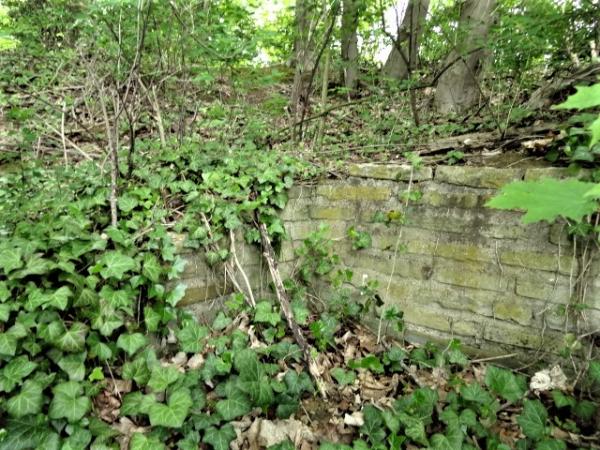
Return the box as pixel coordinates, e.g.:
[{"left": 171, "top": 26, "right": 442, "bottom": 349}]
[
  {"left": 1, "top": 144, "right": 600, "bottom": 449},
  {"left": 1, "top": 1, "right": 600, "bottom": 448}
]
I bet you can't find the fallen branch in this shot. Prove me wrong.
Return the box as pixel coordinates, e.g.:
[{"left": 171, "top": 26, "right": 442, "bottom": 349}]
[
  {"left": 229, "top": 229, "right": 256, "bottom": 308},
  {"left": 257, "top": 221, "right": 327, "bottom": 398},
  {"left": 199, "top": 214, "right": 254, "bottom": 307}
]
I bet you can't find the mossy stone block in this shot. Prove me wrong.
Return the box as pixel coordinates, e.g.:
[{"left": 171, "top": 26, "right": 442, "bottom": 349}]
[
  {"left": 436, "top": 166, "right": 524, "bottom": 189},
  {"left": 316, "top": 184, "right": 391, "bottom": 201},
  {"left": 347, "top": 163, "right": 433, "bottom": 181},
  {"left": 500, "top": 250, "right": 574, "bottom": 275}
]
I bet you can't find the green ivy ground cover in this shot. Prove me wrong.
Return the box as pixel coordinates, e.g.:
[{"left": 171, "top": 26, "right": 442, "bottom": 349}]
[{"left": 1, "top": 146, "right": 599, "bottom": 449}]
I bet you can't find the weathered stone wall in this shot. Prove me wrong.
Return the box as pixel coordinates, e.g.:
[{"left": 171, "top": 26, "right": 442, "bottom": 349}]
[{"left": 178, "top": 164, "right": 600, "bottom": 359}]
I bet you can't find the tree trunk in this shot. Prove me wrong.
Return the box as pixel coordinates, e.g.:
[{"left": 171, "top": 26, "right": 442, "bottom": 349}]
[
  {"left": 434, "top": 0, "right": 496, "bottom": 115},
  {"left": 341, "top": 0, "right": 360, "bottom": 95},
  {"left": 382, "top": 0, "right": 430, "bottom": 80},
  {"left": 290, "top": 0, "right": 314, "bottom": 124}
]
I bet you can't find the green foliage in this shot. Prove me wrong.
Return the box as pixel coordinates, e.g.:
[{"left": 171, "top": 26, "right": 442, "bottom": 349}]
[
  {"left": 330, "top": 367, "right": 356, "bottom": 386},
  {"left": 518, "top": 399, "right": 549, "bottom": 440},
  {"left": 551, "top": 81, "right": 600, "bottom": 161},
  {"left": 0, "top": 141, "right": 308, "bottom": 447},
  {"left": 446, "top": 150, "right": 465, "bottom": 165},
  {"left": 347, "top": 227, "right": 372, "bottom": 250},
  {"left": 487, "top": 178, "right": 598, "bottom": 223},
  {"left": 484, "top": 365, "right": 527, "bottom": 403}
]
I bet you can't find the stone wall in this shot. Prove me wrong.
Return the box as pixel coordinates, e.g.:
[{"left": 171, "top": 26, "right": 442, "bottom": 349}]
[{"left": 177, "top": 164, "right": 600, "bottom": 359}]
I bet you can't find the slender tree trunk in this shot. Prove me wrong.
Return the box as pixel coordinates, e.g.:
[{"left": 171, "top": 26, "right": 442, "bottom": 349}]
[
  {"left": 341, "top": 0, "right": 360, "bottom": 95},
  {"left": 434, "top": 0, "right": 496, "bottom": 115},
  {"left": 290, "top": 0, "right": 313, "bottom": 125},
  {"left": 382, "top": 0, "right": 430, "bottom": 80}
]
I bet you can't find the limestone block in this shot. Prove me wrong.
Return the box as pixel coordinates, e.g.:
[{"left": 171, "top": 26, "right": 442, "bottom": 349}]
[
  {"left": 406, "top": 205, "right": 484, "bottom": 234},
  {"left": 286, "top": 220, "right": 347, "bottom": 241},
  {"left": 384, "top": 277, "right": 495, "bottom": 317},
  {"left": 287, "top": 184, "right": 316, "bottom": 200},
  {"left": 482, "top": 319, "right": 561, "bottom": 349},
  {"left": 514, "top": 273, "right": 572, "bottom": 303},
  {"left": 433, "top": 259, "right": 508, "bottom": 292},
  {"left": 346, "top": 163, "right": 433, "bottom": 181},
  {"left": 493, "top": 297, "right": 533, "bottom": 326},
  {"left": 309, "top": 204, "right": 357, "bottom": 221},
  {"left": 500, "top": 249, "right": 575, "bottom": 275},
  {"left": 178, "top": 278, "right": 229, "bottom": 306},
  {"left": 182, "top": 254, "right": 211, "bottom": 278},
  {"left": 420, "top": 183, "right": 494, "bottom": 209},
  {"left": 345, "top": 251, "right": 434, "bottom": 280},
  {"left": 280, "top": 198, "right": 312, "bottom": 221},
  {"left": 524, "top": 167, "right": 592, "bottom": 181},
  {"left": 548, "top": 222, "right": 572, "bottom": 246},
  {"left": 435, "top": 166, "right": 524, "bottom": 189},
  {"left": 316, "top": 183, "right": 392, "bottom": 201}
]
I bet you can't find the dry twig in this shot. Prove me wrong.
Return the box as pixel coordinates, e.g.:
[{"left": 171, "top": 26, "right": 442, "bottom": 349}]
[{"left": 257, "top": 221, "right": 327, "bottom": 398}]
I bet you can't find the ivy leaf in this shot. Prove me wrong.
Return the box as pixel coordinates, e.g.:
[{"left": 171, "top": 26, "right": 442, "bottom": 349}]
[
  {"left": 0, "top": 416, "right": 54, "bottom": 450},
  {"left": 55, "top": 322, "right": 88, "bottom": 352},
  {"left": 588, "top": 361, "right": 600, "bottom": 385},
  {"left": 144, "top": 306, "right": 162, "bottom": 332},
  {"left": 215, "top": 394, "right": 252, "bottom": 420},
  {"left": 176, "top": 321, "right": 208, "bottom": 353},
  {"left": 142, "top": 253, "right": 161, "bottom": 283},
  {"left": 117, "top": 333, "right": 147, "bottom": 357},
  {"left": 536, "top": 439, "right": 567, "bottom": 450},
  {"left": 166, "top": 283, "right": 186, "bottom": 307},
  {"left": 235, "top": 349, "right": 262, "bottom": 380},
  {"left": 518, "top": 399, "right": 548, "bottom": 440},
  {"left": 0, "top": 303, "right": 10, "bottom": 322},
  {"left": 13, "top": 254, "right": 55, "bottom": 278},
  {"left": 267, "top": 440, "right": 295, "bottom": 450},
  {"left": 284, "top": 370, "right": 313, "bottom": 396},
  {"left": 0, "top": 355, "right": 37, "bottom": 392},
  {"left": 121, "top": 391, "right": 156, "bottom": 416},
  {"left": 88, "top": 336, "right": 113, "bottom": 361},
  {"left": 551, "top": 390, "right": 576, "bottom": 409},
  {"left": 349, "top": 355, "right": 384, "bottom": 374},
  {"left": 212, "top": 311, "right": 232, "bottom": 331},
  {"left": 291, "top": 299, "right": 310, "bottom": 325},
  {"left": 202, "top": 424, "right": 237, "bottom": 450},
  {"left": 485, "top": 365, "right": 527, "bottom": 403},
  {"left": 49, "top": 381, "right": 91, "bottom": 422},
  {"left": 148, "top": 365, "right": 181, "bottom": 392},
  {"left": 0, "top": 332, "right": 18, "bottom": 356},
  {"left": 330, "top": 368, "right": 356, "bottom": 386},
  {"left": 430, "top": 434, "right": 454, "bottom": 450},
  {"left": 129, "top": 433, "right": 166, "bottom": 450},
  {"left": 460, "top": 383, "right": 494, "bottom": 404},
  {"left": 6, "top": 380, "right": 44, "bottom": 417},
  {"left": 589, "top": 115, "right": 600, "bottom": 146},
  {"left": 487, "top": 178, "right": 598, "bottom": 224},
  {"left": 167, "top": 256, "right": 187, "bottom": 280},
  {"left": 122, "top": 357, "right": 151, "bottom": 385},
  {"left": 0, "top": 281, "right": 10, "bottom": 302},
  {"left": 275, "top": 394, "right": 299, "bottom": 419},
  {"left": 574, "top": 400, "right": 597, "bottom": 420},
  {"left": 98, "top": 251, "right": 137, "bottom": 280},
  {"left": 148, "top": 388, "right": 192, "bottom": 428},
  {"left": 49, "top": 286, "right": 73, "bottom": 310},
  {"left": 118, "top": 195, "right": 138, "bottom": 213},
  {"left": 554, "top": 84, "right": 600, "bottom": 110},
  {"left": 57, "top": 352, "right": 86, "bottom": 381},
  {"left": 254, "top": 301, "right": 281, "bottom": 326},
  {"left": 360, "top": 405, "right": 386, "bottom": 444},
  {"left": 0, "top": 247, "right": 23, "bottom": 273},
  {"left": 399, "top": 412, "right": 428, "bottom": 446}
]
